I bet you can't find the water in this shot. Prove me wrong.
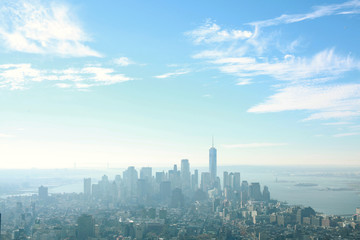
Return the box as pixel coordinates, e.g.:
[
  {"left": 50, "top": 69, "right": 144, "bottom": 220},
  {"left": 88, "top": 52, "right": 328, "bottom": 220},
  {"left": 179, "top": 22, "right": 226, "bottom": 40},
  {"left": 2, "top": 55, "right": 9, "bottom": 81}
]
[{"left": 218, "top": 165, "right": 360, "bottom": 215}]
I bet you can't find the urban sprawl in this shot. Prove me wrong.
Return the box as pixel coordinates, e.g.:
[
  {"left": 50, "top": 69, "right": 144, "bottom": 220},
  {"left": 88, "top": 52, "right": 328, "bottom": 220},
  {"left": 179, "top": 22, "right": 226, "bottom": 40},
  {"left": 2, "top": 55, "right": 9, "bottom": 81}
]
[{"left": 1, "top": 144, "right": 360, "bottom": 239}]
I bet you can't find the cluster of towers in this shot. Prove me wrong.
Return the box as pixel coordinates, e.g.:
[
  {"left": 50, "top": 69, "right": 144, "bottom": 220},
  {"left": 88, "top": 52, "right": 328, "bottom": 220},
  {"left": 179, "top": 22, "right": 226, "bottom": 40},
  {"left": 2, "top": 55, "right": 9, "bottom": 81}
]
[{"left": 82, "top": 139, "right": 270, "bottom": 204}]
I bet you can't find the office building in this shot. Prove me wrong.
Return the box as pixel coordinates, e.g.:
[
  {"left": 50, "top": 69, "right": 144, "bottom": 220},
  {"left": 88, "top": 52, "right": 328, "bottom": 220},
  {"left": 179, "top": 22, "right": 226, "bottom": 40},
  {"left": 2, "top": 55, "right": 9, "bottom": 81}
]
[
  {"left": 233, "top": 172, "right": 241, "bottom": 191},
  {"left": 123, "top": 166, "right": 138, "bottom": 199},
  {"left": 181, "top": 159, "right": 190, "bottom": 190},
  {"left": 263, "top": 186, "right": 270, "bottom": 202},
  {"left": 191, "top": 169, "right": 198, "bottom": 191},
  {"left": 249, "top": 182, "right": 262, "bottom": 201},
  {"left": 223, "top": 171, "right": 229, "bottom": 189},
  {"left": 209, "top": 138, "right": 217, "bottom": 183},
  {"left": 140, "top": 167, "right": 152, "bottom": 181},
  {"left": 84, "top": 178, "right": 91, "bottom": 196},
  {"left": 201, "top": 172, "right": 211, "bottom": 192},
  {"left": 77, "top": 214, "right": 95, "bottom": 240},
  {"left": 160, "top": 181, "right": 171, "bottom": 201},
  {"left": 38, "top": 186, "right": 48, "bottom": 200},
  {"left": 168, "top": 165, "right": 181, "bottom": 189},
  {"left": 156, "top": 171, "right": 166, "bottom": 184}
]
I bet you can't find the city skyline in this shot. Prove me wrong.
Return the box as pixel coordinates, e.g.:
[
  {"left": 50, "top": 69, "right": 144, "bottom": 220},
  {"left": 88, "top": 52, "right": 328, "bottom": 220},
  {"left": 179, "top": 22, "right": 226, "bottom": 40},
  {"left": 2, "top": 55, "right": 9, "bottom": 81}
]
[{"left": 1, "top": 0, "right": 360, "bottom": 168}]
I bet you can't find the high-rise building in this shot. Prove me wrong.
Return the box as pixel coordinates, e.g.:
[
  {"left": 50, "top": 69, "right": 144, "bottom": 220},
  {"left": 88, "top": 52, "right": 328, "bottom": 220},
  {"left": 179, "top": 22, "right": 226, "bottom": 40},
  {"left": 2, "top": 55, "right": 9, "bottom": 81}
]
[
  {"left": 249, "top": 182, "right": 262, "bottom": 201},
  {"left": 156, "top": 171, "right": 166, "bottom": 184},
  {"left": 181, "top": 159, "right": 190, "bottom": 190},
  {"left": 263, "top": 186, "right": 270, "bottom": 202},
  {"left": 201, "top": 172, "right": 211, "bottom": 192},
  {"left": 171, "top": 188, "right": 184, "bottom": 208},
  {"left": 233, "top": 172, "right": 241, "bottom": 191},
  {"left": 229, "top": 173, "right": 234, "bottom": 189},
  {"left": 123, "top": 166, "right": 138, "bottom": 199},
  {"left": 137, "top": 179, "right": 147, "bottom": 201},
  {"left": 223, "top": 171, "right": 229, "bottom": 189},
  {"left": 241, "top": 181, "right": 249, "bottom": 202},
  {"left": 77, "top": 214, "right": 95, "bottom": 240},
  {"left": 209, "top": 138, "right": 217, "bottom": 182},
  {"left": 140, "top": 167, "right": 152, "bottom": 181},
  {"left": 160, "top": 181, "right": 171, "bottom": 201},
  {"left": 191, "top": 169, "right": 198, "bottom": 191},
  {"left": 168, "top": 165, "right": 181, "bottom": 189},
  {"left": 99, "top": 175, "right": 110, "bottom": 199},
  {"left": 84, "top": 178, "right": 91, "bottom": 196},
  {"left": 38, "top": 186, "right": 48, "bottom": 200}
]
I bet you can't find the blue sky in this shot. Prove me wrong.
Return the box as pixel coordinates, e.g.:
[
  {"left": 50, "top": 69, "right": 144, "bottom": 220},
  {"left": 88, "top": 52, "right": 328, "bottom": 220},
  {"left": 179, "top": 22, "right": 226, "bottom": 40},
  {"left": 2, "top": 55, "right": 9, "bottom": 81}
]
[{"left": 0, "top": 0, "right": 359, "bottom": 168}]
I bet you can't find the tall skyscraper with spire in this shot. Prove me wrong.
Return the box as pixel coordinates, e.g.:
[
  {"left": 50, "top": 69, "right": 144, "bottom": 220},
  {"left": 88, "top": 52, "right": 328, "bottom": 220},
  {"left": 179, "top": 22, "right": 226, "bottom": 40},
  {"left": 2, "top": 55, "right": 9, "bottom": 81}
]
[{"left": 209, "top": 136, "right": 217, "bottom": 182}]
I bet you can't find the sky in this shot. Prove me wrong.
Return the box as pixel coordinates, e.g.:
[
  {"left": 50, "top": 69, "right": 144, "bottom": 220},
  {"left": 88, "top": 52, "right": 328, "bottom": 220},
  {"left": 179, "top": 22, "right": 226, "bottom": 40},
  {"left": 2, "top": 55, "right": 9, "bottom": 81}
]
[{"left": 0, "top": 0, "right": 360, "bottom": 168}]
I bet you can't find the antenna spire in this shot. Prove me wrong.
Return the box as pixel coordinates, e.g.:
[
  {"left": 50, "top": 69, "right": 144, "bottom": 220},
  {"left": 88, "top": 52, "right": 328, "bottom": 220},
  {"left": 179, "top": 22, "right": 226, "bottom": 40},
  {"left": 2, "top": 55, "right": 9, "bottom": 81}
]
[{"left": 212, "top": 135, "right": 214, "bottom": 148}]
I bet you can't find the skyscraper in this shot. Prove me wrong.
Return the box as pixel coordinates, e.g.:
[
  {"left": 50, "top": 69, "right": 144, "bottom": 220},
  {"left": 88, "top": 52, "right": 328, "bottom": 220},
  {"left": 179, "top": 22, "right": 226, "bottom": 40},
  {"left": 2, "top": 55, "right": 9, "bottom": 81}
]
[
  {"left": 123, "top": 166, "right": 138, "bottom": 199},
  {"left": 140, "top": 167, "right": 152, "bottom": 181},
  {"left": 181, "top": 159, "right": 190, "bottom": 190},
  {"left": 191, "top": 169, "right": 198, "bottom": 191},
  {"left": 38, "top": 185, "right": 48, "bottom": 200},
  {"left": 84, "top": 178, "right": 91, "bottom": 196},
  {"left": 223, "top": 171, "right": 229, "bottom": 189},
  {"left": 77, "top": 214, "right": 95, "bottom": 240},
  {"left": 209, "top": 137, "right": 217, "bottom": 182},
  {"left": 201, "top": 172, "right": 211, "bottom": 192},
  {"left": 233, "top": 172, "right": 241, "bottom": 191}
]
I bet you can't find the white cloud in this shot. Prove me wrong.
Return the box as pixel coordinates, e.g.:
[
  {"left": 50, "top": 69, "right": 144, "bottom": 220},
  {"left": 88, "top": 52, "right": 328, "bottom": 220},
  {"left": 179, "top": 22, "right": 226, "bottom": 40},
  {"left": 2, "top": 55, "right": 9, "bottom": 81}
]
[
  {"left": 0, "top": 63, "right": 133, "bottom": 90},
  {"left": 322, "top": 122, "right": 352, "bottom": 125},
  {"left": 55, "top": 83, "right": 71, "bottom": 88},
  {"left": 0, "top": 0, "right": 101, "bottom": 57},
  {"left": 114, "top": 57, "right": 134, "bottom": 66},
  {"left": 305, "top": 111, "right": 360, "bottom": 121},
  {"left": 222, "top": 142, "right": 287, "bottom": 148},
  {"left": 154, "top": 70, "right": 190, "bottom": 79},
  {"left": 246, "top": 1, "right": 360, "bottom": 53},
  {"left": 80, "top": 67, "right": 132, "bottom": 85},
  {"left": 0, "top": 64, "right": 42, "bottom": 90},
  {"left": 186, "top": 19, "right": 252, "bottom": 44},
  {"left": 249, "top": 0, "right": 360, "bottom": 29},
  {"left": 188, "top": 13, "right": 360, "bottom": 123},
  {"left": 236, "top": 78, "right": 252, "bottom": 85},
  {"left": 193, "top": 50, "right": 230, "bottom": 59},
  {"left": 333, "top": 132, "right": 360, "bottom": 137},
  {"left": 210, "top": 49, "right": 359, "bottom": 83},
  {"left": 248, "top": 84, "right": 360, "bottom": 121}
]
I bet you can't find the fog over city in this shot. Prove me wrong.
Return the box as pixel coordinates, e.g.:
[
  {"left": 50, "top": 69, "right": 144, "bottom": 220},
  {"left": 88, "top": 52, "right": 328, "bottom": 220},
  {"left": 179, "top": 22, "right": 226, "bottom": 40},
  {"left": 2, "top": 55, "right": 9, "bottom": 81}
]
[{"left": 1, "top": 0, "right": 360, "bottom": 239}]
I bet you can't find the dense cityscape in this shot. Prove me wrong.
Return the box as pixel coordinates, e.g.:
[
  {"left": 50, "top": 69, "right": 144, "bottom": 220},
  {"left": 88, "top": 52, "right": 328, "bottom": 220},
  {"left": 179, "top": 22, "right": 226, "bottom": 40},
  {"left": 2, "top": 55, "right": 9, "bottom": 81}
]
[{"left": 0, "top": 144, "right": 359, "bottom": 239}]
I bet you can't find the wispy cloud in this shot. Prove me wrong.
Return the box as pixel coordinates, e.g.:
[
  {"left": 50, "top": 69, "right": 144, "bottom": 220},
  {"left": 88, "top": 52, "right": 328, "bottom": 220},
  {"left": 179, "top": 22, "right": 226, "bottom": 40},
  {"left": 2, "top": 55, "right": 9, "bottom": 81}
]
[
  {"left": 114, "top": 57, "right": 134, "bottom": 66},
  {"left": 55, "top": 83, "right": 71, "bottom": 88},
  {"left": 201, "top": 49, "right": 359, "bottom": 83},
  {"left": 248, "top": 84, "right": 360, "bottom": 121},
  {"left": 322, "top": 122, "right": 352, "bottom": 126},
  {"left": 202, "top": 94, "right": 212, "bottom": 98},
  {"left": 186, "top": 19, "right": 252, "bottom": 44},
  {"left": 249, "top": 0, "right": 360, "bottom": 29},
  {"left": 0, "top": 0, "right": 101, "bottom": 57},
  {"left": 333, "top": 132, "right": 360, "bottom": 137},
  {"left": 305, "top": 111, "right": 360, "bottom": 121},
  {"left": 187, "top": 1, "right": 360, "bottom": 122},
  {"left": 248, "top": 84, "right": 360, "bottom": 111},
  {"left": 222, "top": 142, "right": 287, "bottom": 148},
  {"left": 0, "top": 63, "right": 133, "bottom": 90},
  {"left": 154, "top": 69, "right": 190, "bottom": 79}
]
